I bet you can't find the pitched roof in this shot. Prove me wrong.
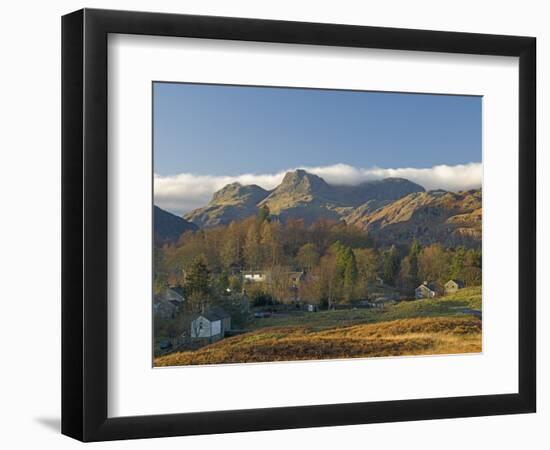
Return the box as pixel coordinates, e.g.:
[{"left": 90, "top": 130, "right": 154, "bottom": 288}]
[
  {"left": 416, "top": 282, "right": 438, "bottom": 291},
  {"left": 168, "top": 286, "right": 185, "bottom": 296},
  {"left": 199, "top": 307, "right": 231, "bottom": 322},
  {"left": 446, "top": 279, "right": 465, "bottom": 288}
]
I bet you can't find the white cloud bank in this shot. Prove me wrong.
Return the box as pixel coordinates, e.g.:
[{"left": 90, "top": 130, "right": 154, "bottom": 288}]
[{"left": 155, "top": 162, "right": 482, "bottom": 216}]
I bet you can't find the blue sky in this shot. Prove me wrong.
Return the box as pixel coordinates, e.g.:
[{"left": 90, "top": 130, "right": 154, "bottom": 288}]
[
  {"left": 153, "top": 82, "right": 481, "bottom": 176},
  {"left": 153, "top": 82, "right": 482, "bottom": 214}
]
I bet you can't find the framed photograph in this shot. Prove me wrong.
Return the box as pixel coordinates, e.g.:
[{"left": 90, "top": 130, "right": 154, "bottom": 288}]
[{"left": 62, "top": 8, "right": 536, "bottom": 442}]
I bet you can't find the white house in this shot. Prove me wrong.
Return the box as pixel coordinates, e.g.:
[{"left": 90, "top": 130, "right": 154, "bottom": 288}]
[
  {"left": 190, "top": 307, "right": 231, "bottom": 341},
  {"left": 242, "top": 271, "right": 268, "bottom": 283},
  {"left": 415, "top": 282, "right": 438, "bottom": 299}
]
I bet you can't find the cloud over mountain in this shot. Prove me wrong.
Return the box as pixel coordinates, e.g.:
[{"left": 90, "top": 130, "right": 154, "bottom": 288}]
[{"left": 154, "top": 162, "right": 482, "bottom": 215}]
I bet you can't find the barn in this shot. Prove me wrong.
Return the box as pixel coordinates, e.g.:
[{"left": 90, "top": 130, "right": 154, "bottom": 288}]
[{"left": 190, "top": 307, "right": 231, "bottom": 342}]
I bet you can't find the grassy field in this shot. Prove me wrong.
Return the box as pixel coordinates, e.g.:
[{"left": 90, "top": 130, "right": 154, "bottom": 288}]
[
  {"left": 245, "top": 286, "right": 481, "bottom": 330},
  {"left": 154, "top": 286, "right": 481, "bottom": 366}
]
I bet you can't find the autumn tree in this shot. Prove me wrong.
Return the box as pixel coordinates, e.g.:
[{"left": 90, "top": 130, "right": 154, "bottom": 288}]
[
  {"left": 308, "top": 219, "right": 335, "bottom": 254},
  {"left": 296, "top": 243, "right": 320, "bottom": 271},
  {"left": 354, "top": 247, "right": 380, "bottom": 298},
  {"left": 243, "top": 222, "right": 262, "bottom": 269},
  {"left": 318, "top": 254, "right": 339, "bottom": 309},
  {"left": 418, "top": 243, "right": 449, "bottom": 284},
  {"left": 355, "top": 248, "right": 380, "bottom": 279},
  {"left": 283, "top": 218, "right": 306, "bottom": 256},
  {"left": 220, "top": 222, "right": 242, "bottom": 269},
  {"left": 269, "top": 265, "right": 293, "bottom": 303},
  {"left": 260, "top": 220, "right": 283, "bottom": 268}
]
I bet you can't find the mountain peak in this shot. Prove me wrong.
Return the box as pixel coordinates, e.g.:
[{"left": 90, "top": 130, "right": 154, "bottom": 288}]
[
  {"left": 279, "top": 169, "right": 328, "bottom": 193},
  {"left": 185, "top": 170, "right": 427, "bottom": 228},
  {"left": 211, "top": 182, "right": 267, "bottom": 205}
]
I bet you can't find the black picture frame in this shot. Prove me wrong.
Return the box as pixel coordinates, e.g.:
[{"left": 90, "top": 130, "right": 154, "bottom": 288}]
[{"left": 62, "top": 8, "right": 536, "bottom": 442}]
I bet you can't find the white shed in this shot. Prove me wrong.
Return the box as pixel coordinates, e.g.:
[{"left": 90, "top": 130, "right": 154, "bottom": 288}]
[{"left": 190, "top": 307, "right": 231, "bottom": 341}]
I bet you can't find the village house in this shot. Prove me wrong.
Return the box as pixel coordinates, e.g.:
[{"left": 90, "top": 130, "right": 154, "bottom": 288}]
[
  {"left": 242, "top": 270, "right": 269, "bottom": 283},
  {"left": 190, "top": 307, "right": 231, "bottom": 342},
  {"left": 242, "top": 270, "right": 304, "bottom": 286},
  {"left": 415, "top": 281, "right": 438, "bottom": 299},
  {"left": 164, "top": 286, "right": 185, "bottom": 302},
  {"left": 444, "top": 279, "right": 465, "bottom": 294},
  {"left": 153, "top": 287, "right": 185, "bottom": 320}
]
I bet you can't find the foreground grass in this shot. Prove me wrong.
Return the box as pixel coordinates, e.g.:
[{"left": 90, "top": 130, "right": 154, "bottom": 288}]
[{"left": 154, "top": 316, "right": 481, "bottom": 366}]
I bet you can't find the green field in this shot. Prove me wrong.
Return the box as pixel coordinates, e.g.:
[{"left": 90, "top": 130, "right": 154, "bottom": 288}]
[
  {"left": 154, "top": 286, "right": 481, "bottom": 366},
  {"left": 247, "top": 286, "right": 481, "bottom": 330}
]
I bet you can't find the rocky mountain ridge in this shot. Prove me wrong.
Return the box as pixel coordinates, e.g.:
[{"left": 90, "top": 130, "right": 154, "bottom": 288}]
[{"left": 172, "top": 169, "right": 481, "bottom": 247}]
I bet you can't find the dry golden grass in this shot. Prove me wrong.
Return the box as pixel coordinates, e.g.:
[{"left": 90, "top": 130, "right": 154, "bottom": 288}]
[{"left": 154, "top": 316, "right": 481, "bottom": 367}]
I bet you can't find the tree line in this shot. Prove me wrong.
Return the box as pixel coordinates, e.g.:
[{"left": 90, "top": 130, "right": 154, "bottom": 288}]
[{"left": 154, "top": 209, "right": 481, "bottom": 307}]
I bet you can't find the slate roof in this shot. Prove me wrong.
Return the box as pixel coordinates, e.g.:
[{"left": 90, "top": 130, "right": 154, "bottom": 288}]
[
  {"left": 200, "top": 307, "right": 231, "bottom": 322},
  {"left": 170, "top": 286, "right": 185, "bottom": 295},
  {"left": 446, "top": 279, "right": 465, "bottom": 288},
  {"left": 416, "top": 282, "right": 438, "bottom": 292}
]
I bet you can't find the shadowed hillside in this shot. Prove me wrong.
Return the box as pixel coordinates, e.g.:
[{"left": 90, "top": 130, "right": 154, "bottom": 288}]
[{"left": 154, "top": 206, "right": 198, "bottom": 243}]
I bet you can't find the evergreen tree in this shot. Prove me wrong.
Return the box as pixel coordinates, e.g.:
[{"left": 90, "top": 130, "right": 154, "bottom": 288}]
[
  {"left": 331, "top": 242, "right": 357, "bottom": 302},
  {"left": 382, "top": 245, "right": 400, "bottom": 286},
  {"left": 258, "top": 204, "right": 271, "bottom": 223},
  {"left": 408, "top": 239, "right": 421, "bottom": 286},
  {"left": 185, "top": 257, "right": 210, "bottom": 297},
  {"left": 449, "top": 246, "right": 466, "bottom": 279},
  {"left": 342, "top": 250, "right": 358, "bottom": 302}
]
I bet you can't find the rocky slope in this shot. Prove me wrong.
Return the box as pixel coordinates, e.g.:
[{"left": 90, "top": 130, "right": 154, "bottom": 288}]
[
  {"left": 185, "top": 169, "right": 424, "bottom": 227},
  {"left": 345, "top": 189, "right": 482, "bottom": 247},
  {"left": 180, "top": 169, "right": 481, "bottom": 247},
  {"left": 184, "top": 182, "right": 270, "bottom": 228}
]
